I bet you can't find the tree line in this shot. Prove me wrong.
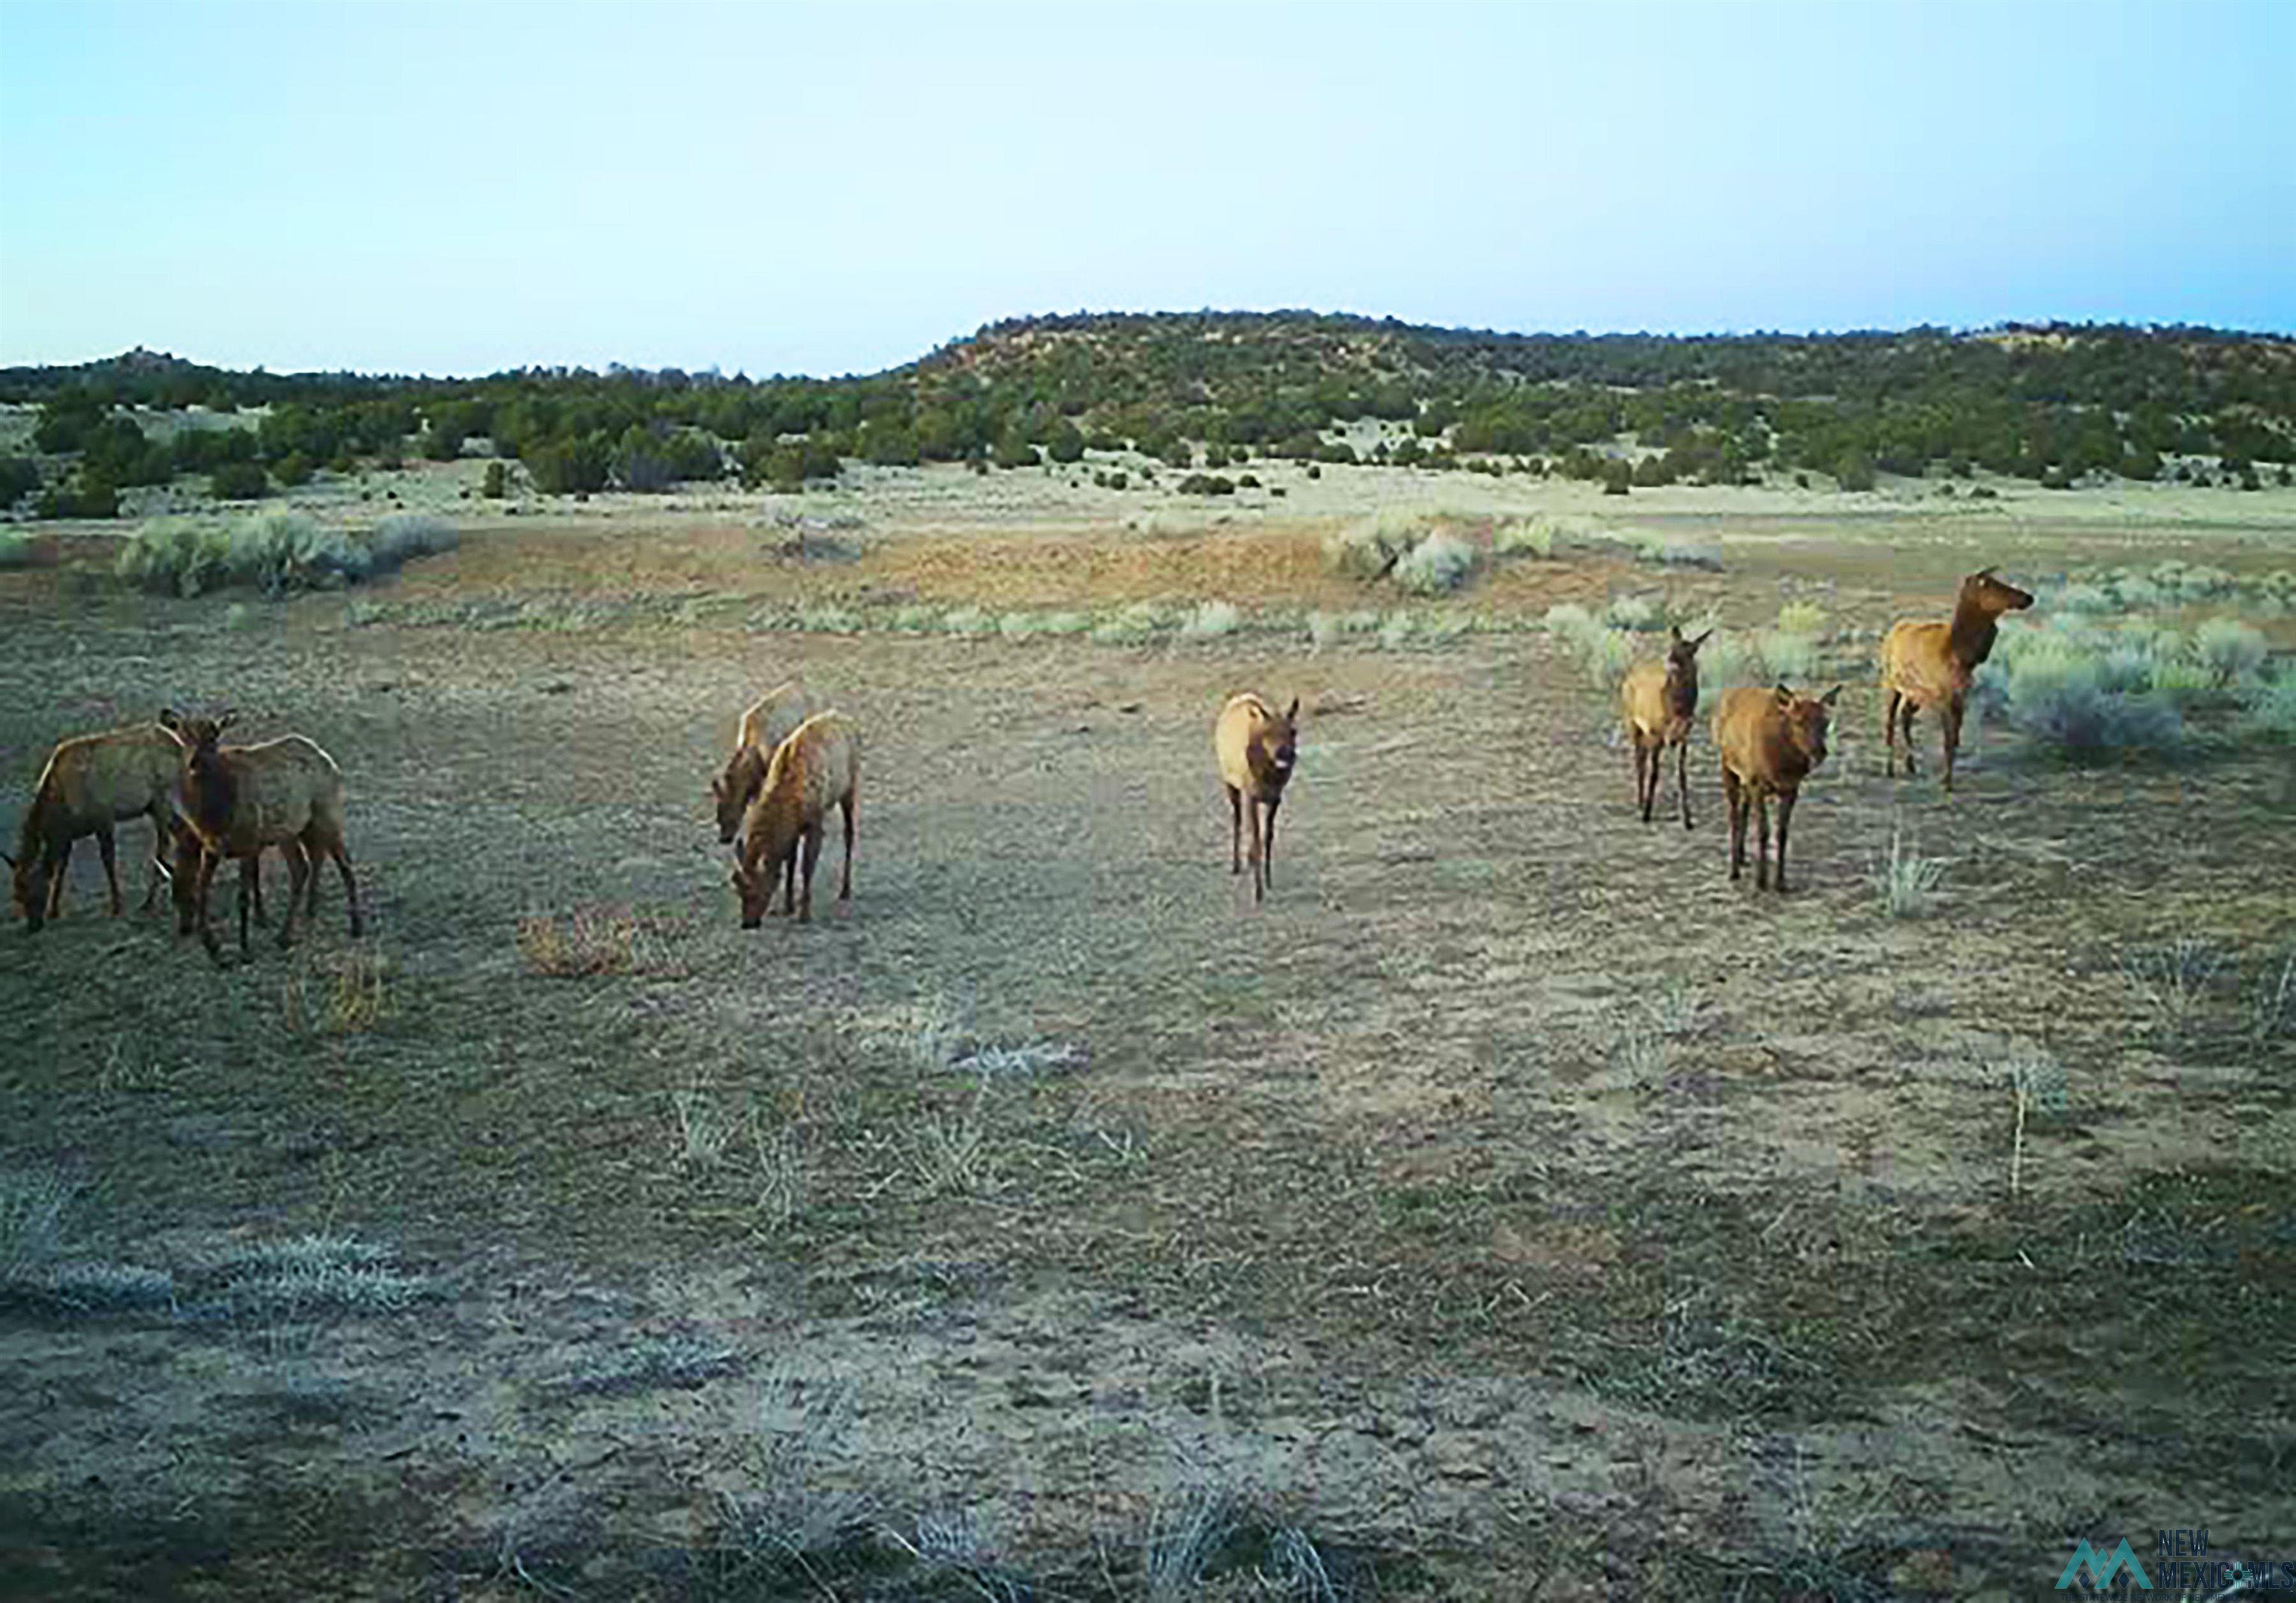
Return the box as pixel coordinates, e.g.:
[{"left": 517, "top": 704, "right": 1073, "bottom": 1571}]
[{"left": 4, "top": 315, "right": 2292, "bottom": 515}]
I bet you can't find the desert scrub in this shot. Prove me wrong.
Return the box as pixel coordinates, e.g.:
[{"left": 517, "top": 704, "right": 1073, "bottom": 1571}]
[
  {"left": 1977, "top": 616, "right": 2191, "bottom": 754},
  {"left": 1391, "top": 528, "right": 1481, "bottom": 595},
  {"left": 2194, "top": 617, "right": 2268, "bottom": 684},
  {"left": 1604, "top": 593, "right": 1664, "bottom": 631},
  {"left": 1871, "top": 827, "right": 1946, "bottom": 917},
  {"left": 1179, "top": 599, "right": 1242, "bottom": 639},
  {"left": 117, "top": 509, "right": 458, "bottom": 598},
  {"left": 2237, "top": 672, "right": 2296, "bottom": 741},
  {"left": 517, "top": 904, "right": 679, "bottom": 977},
  {"left": 1493, "top": 515, "right": 1556, "bottom": 559},
  {"left": 1321, "top": 509, "right": 1419, "bottom": 581}
]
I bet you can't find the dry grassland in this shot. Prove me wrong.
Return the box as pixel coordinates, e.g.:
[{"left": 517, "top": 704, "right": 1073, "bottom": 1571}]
[{"left": 1, "top": 462, "right": 2292, "bottom": 1599}]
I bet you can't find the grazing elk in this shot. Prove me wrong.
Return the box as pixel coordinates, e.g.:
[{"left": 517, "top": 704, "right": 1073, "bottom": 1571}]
[
  {"left": 1215, "top": 692, "right": 1299, "bottom": 904},
  {"left": 1881, "top": 566, "right": 2034, "bottom": 791},
  {"left": 1714, "top": 685, "right": 1840, "bottom": 894},
  {"left": 1620, "top": 625, "right": 1712, "bottom": 828},
  {"left": 710, "top": 680, "right": 816, "bottom": 845},
  {"left": 6, "top": 722, "right": 181, "bottom": 932},
  {"left": 730, "top": 711, "right": 857, "bottom": 928},
  {"left": 161, "top": 711, "right": 364, "bottom": 961}
]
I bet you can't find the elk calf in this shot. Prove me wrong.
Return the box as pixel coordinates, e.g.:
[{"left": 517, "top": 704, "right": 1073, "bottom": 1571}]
[
  {"left": 711, "top": 680, "right": 815, "bottom": 844},
  {"left": 1215, "top": 692, "right": 1299, "bottom": 904},
  {"left": 7, "top": 722, "right": 181, "bottom": 932},
  {"left": 1713, "top": 685, "right": 1839, "bottom": 894},
  {"left": 162, "top": 711, "right": 363, "bottom": 961},
  {"left": 1881, "top": 566, "right": 2034, "bottom": 791},
  {"left": 1620, "top": 626, "right": 1711, "bottom": 828},
  {"left": 731, "top": 711, "right": 857, "bottom": 928}
]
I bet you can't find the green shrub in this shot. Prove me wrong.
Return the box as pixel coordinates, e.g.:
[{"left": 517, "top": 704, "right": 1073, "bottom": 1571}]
[
  {"left": 1776, "top": 601, "right": 1826, "bottom": 636},
  {"left": 482, "top": 460, "right": 509, "bottom": 498},
  {"left": 1322, "top": 515, "right": 1412, "bottom": 581},
  {"left": 209, "top": 460, "right": 269, "bottom": 501},
  {"left": 1177, "top": 473, "right": 1235, "bottom": 496},
  {"left": 0, "top": 529, "right": 35, "bottom": 569},
  {"left": 2194, "top": 618, "right": 2268, "bottom": 683},
  {"left": 2237, "top": 674, "right": 2296, "bottom": 742},
  {"left": 1754, "top": 630, "right": 1819, "bottom": 682},
  {"left": 1605, "top": 594, "right": 1663, "bottom": 631},
  {"left": 35, "top": 473, "right": 121, "bottom": 519},
  {"left": 0, "top": 457, "right": 40, "bottom": 508},
  {"left": 1179, "top": 600, "right": 1241, "bottom": 638},
  {"left": 1392, "top": 531, "right": 1478, "bottom": 595},
  {"left": 1493, "top": 516, "right": 1555, "bottom": 559},
  {"left": 116, "top": 510, "right": 457, "bottom": 599}
]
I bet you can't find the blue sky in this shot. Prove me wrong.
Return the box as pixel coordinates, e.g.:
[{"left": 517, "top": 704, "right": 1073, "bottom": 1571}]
[{"left": 1, "top": 1, "right": 2289, "bottom": 376}]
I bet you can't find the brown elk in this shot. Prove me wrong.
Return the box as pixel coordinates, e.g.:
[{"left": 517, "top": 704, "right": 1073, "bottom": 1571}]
[
  {"left": 6, "top": 722, "right": 181, "bottom": 932},
  {"left": 1215, "top": 692, "right": 1299, "bottom": 904},
  {"left": 730, "top": 711, "right": 857, "bottom": 928},
  {"left": 710, "top": 680, "right": 815, "bottom": 844},
  {"left": 1880, "top": 567, "right": 2034, "bottom": 791},
  {"left": 161, "top": 711, "right": 364, "bottom": 961},
  {"left": 1620, "top": 625, "right": 1712, "bottom": 828},
  {"left": 1713, "top": 684, "right": 1840, "bottom": 893}
]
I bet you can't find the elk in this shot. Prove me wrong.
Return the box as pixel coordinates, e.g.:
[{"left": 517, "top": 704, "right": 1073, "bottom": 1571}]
[
  {"left": 1714, "top": 685, "right": 1839, "bottom": 894},
  {"left": 6, "top": 722, "right": 181, "bottom": 932},
  {"left": 161, "top": 710, "right": 364, "bottom": 961},
  {"left": 730, "top": 711, "right": 857, "bottom": 928},
  {"left": 1215, "top": 692, "right": 1299, "bottom": 904},
  {"left": 1881, "top": 567, "right": 2034, "bottom": 791},
  {"left": 1620, "top": 625, "right": 1712, "bottom": 828},
  {"left": 711, "top": 680, "right": 816, "bottom": 844}
]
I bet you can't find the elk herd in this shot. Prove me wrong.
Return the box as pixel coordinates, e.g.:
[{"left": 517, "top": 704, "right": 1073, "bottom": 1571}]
[{"left": 5, "top": 568, "right": 2036, "bottom": 956}]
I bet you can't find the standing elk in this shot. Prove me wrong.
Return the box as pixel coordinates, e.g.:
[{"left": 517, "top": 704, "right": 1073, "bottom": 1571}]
[
  {"left": 731, "top": 711, "right": 857, "bottom": 928},
  {"left": 1881, "top": 566, "right": 2034, "bottom": 791},
  {"left": 711, "top": 680, "right": 816, "bottom": 844},
  {"left": 1215, "top": 692, "right": 1299, "bottom": 904},
  {"left": 1714, "top": 684, "right": 1839, "bottom": 894},
  {"left": 1620, "top": 625, "right": 1712, "bottom": 828},
  {"left": 161, "top": 710, "right": 364, "bottom": 961},
  {"left": 165, "top": 818, "right": 300, "bottom": 940},
  {"left": 6, "top": 722, "right": 181, "bottom": 932}
]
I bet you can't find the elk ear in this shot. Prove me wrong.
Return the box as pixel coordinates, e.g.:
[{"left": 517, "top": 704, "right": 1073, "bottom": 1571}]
[
  {"left": 1774, "top": 684, "right": 1794, "bottom": 705},
  {"left": 215, "top": 709, "right": 238, "bottom": 732},
  {"left": 1975, "top": 566, "right": 1997, "bottom": 580},
  {"left": 1, "top": 852, "right": 14, "bottom": 868},
  {"left": 709, "top": 776, "right": 723, "bottom": 801},
  {"left": 1285, "top": 697, "right": 1299, "bottom": 723},
  {"left": 1667, "top": 623, "right": 1683, "bottom": 643},
  {"left": 1820, "top": 685, "right": 1842, "bottom": 707},
  {"left": 159, "top": 708, "right": 181, "bottom": 731},
  {"left": 1689, "top": 628, "right": 1713, "bottom": 650}
]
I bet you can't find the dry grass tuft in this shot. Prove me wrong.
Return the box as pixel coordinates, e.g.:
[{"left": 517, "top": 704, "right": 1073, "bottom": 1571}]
[{"left": 517, "top": 904, "right": 679, "bottom": 977}]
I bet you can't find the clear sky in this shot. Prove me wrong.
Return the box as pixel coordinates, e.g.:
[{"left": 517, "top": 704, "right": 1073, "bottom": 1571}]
[{"left": 1, "top": 0, "right": 2289, "bottom": 377}]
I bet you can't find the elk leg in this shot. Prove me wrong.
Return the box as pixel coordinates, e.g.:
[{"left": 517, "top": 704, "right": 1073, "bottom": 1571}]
[
  {"left": 1882, "top": 688, "right": 1901, "bottom": 776},
  {"left": 1676, "top": 739, "right": 1694, "bottom": 830},
  {"left": 1774, "top": 790, "right": 1797, "bottom": 895},
  {"left": 1226, "top": 785, "right": 1242, "bottom": 874},
  {"left": 324, "top": 837, "right": 363, "bottom": 938},
  {"left": 839, "top": 791, "right": 855, "bottom": 902},
  {"left": 1897, "top": 699, "right": 1919, "bottom": 776},
  {"left": 1633, "top": 741, "right": 1651, "bottom": 822},
  {"left": 778, "top": 844, "right": 796, "bottom": 915},
  {"left": 797, "top": 824, "right": 821, "bottom": 922},
  {"left": 45, "top": 839, "right": 72, "bottom": 918},
  {"left": 236, "top": 853, "right": 255, "bottom": 956},
  {"left": 1246, "top": 797, "right": 1265, "bottom": 904},
  {"left": 140, "top": 809, "right": 169, "bottom": 914},
  {"left": 1263, "top": 795, "right": 1280, "bottom": 886},
  {"left": 194, "top": 847, "right": 225, "bottom": 961},
  {"left": 1723, "top": 767, "right": 1745, "bottom": 880},
  {"left": 1753, "top": 791, "right": 1772, "bottom": 890},
  {"left": 1942, "top": 695, "right": 1964, "bottom": 794},
  {"left": 97, "top": 828, "right": 123, "bottom": 916},
  {"left": 278, "top": 844, "right": 312, "bottom": 950}
]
